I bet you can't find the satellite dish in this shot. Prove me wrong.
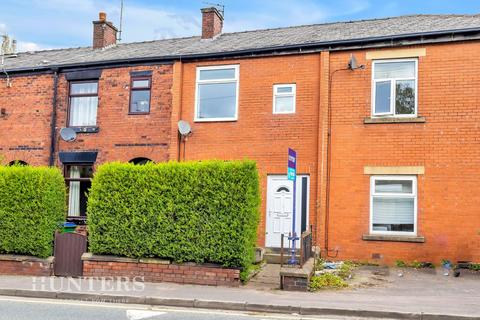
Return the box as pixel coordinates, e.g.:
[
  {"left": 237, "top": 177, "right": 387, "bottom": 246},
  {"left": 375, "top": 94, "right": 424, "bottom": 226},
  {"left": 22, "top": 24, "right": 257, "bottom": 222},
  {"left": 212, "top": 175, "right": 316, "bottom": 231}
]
[
  {"left": 178, "top": 120, "right": 192, "bottom": 136},
  {"left": 348, "top": 54, "right": 365, "bottom": 70},
  {"left": 59, "top": 127, "right": 77, "bottom": 142},
  {"left": 348, "top": 54, "right": 358, "bottom": 70}
]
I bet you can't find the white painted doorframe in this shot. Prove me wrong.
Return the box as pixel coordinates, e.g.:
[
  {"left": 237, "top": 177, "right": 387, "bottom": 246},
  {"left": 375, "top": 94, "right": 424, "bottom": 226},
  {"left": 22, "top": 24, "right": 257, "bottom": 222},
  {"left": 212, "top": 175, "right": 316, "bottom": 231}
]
[{"left": 265, "top": 175, "right": 310, "bottom": 248}]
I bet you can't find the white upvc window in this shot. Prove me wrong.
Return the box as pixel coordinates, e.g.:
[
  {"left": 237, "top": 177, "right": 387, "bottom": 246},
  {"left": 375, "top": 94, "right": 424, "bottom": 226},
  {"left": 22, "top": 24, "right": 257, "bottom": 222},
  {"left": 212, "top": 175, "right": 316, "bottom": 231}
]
[
  {"left": 273, "top": 84, "right": 296, "bottom": 114},
  {"left": 195, "top": 65, "right": 239, "bottom": 122},
  {"left": 372, "top": 59, "right": 418, "bottom": 117},
  {"left": 370, "top": 176, "right": 417, "bottom": 236}
]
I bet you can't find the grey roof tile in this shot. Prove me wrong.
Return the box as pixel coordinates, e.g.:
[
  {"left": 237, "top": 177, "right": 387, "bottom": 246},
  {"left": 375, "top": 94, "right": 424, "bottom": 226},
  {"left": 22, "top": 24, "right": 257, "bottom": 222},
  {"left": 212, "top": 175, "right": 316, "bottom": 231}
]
[{"left": 2, "top": 14, "right": 480, "bottom": 72}]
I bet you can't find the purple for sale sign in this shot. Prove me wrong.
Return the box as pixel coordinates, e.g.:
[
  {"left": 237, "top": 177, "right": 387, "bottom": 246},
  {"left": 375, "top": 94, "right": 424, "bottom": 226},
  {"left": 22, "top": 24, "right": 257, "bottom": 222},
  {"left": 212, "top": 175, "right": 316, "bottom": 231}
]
[{"left": 287, "top": 148, "right": 296, "bottom": 181}]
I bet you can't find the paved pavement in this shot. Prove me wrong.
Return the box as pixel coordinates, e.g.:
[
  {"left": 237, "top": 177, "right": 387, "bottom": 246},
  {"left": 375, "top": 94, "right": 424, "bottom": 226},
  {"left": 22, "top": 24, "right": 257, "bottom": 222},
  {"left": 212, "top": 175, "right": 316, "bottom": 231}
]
[
  {"left": 0, "top": 296, "right": 385, "bottom": 320},
  {"left": 0, "top": 268, "right": 479, "bottom": 319}
]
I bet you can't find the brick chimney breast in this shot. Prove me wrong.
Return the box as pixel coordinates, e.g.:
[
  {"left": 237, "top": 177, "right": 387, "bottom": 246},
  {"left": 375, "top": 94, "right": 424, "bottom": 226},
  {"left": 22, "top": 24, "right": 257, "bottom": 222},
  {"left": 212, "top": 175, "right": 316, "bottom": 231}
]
[
  {"left": 93, "top": 12, "right": 118, "bottom": 49},
  {"left": 201, "top": 7, "right": 224, "bottom": 39}
]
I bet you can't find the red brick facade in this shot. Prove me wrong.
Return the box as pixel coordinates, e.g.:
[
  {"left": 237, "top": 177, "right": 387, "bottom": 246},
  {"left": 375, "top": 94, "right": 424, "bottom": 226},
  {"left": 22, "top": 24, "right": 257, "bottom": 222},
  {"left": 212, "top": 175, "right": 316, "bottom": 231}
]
[
  {"left": 325, "top": 43, "right": 480, "bottom": 264},
  {"left": 1, "top": 39, "right": 479, "bottom": 265},
  {"left": 174, "top": 42, "right": 480, "bottom": 264},
  {"left": 0, "top": 73, "right": 53, "bottom": 166},
  {"left": 55, "top": 64, "right": 174, "bottom": 166}
]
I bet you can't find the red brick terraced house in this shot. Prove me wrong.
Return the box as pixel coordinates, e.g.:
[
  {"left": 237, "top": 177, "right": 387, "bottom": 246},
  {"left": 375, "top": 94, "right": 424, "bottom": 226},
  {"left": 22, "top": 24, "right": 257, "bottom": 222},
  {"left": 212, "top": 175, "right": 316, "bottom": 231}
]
[{"left": 1, "top": 9, "right": 479, "bottom": 264}]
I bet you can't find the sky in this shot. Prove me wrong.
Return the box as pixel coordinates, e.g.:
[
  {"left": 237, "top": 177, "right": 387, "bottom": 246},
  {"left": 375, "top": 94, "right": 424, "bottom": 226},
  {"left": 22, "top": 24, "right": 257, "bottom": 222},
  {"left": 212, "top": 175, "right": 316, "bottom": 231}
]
[{"left": 0, "top": 0, "right": 479, "bottom": 52}]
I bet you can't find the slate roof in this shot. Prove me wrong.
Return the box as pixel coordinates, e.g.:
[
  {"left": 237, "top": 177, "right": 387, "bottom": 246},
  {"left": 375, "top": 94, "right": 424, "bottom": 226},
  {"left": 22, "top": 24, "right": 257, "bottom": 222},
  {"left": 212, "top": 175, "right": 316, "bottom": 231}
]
[{"left": 2, "top": 14, "right": 480, "bottom": 72}]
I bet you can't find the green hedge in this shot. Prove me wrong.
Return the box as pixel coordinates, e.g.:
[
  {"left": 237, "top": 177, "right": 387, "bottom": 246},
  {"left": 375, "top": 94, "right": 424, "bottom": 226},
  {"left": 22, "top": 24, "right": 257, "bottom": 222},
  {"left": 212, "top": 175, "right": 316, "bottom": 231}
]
[
  {"left": 0, "top": 165, "right": 66, "bottom": 258},
  {"left": 88, "top": 160, "right": 260, "bottom": 269}
]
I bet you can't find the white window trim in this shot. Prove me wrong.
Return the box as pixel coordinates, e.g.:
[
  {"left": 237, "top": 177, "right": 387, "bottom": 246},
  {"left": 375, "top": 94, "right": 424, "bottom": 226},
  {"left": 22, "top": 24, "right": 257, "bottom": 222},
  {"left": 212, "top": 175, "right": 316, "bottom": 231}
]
[
  {"left": 273, "top": 83, "right": 296, "bottom": 114},
  {"left": 369, "top": 175, "right": 417, "bottom": 236},
  {"left": 371, "top": 58, "right": 418, "bottom": 118},
  {"left": 194, "top": 65, "right": 239, "bottom": 122}
]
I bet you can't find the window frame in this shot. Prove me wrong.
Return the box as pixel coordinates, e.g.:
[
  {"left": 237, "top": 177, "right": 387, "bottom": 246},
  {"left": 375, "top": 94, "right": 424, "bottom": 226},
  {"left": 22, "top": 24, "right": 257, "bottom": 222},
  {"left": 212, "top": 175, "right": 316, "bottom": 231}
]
[
  {"left": 64, "top": 164, "right": 94, "bottom": 222},
  {"left": 273, "top": 83, "right": 296, "bottom": 114},
  {"left": 369, "top": 175, "right": 417, "bottom": 236},
  {"left": 129, "top": 76, "right": 152, "bottom": 115},
  {"left": 194, "top": 64, "right": 240, "bottom": 122},
  {"left": 67, "top": 80, "right": 99, "bottom": 128},
  {"left": 371, "top": 58, "right": 418, "bottom": 118}
]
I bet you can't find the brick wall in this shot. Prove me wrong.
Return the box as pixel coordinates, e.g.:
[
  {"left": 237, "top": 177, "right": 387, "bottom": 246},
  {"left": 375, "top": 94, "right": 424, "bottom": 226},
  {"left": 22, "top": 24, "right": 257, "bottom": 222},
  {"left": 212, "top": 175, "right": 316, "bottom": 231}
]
[
  {"left": 0, "top": 73, "right": 53, "bottom": 165},
  {"left": 82, "top": 255, "right": 240, "bottom": 287},
  {"left": 0, "top": 255, "right": 53, "bottom": 276},
  {"left": 177, "top": 54, "right": 322, "bottom": 247},
  {"left": 281, "top": 275, "right": 309, "bottom": 291},
  {"left": 55, "top": 64, "right": 174, "bottom": 166},
  {"left": 325, "top": 42, "right": 480, "bottom": 264}
]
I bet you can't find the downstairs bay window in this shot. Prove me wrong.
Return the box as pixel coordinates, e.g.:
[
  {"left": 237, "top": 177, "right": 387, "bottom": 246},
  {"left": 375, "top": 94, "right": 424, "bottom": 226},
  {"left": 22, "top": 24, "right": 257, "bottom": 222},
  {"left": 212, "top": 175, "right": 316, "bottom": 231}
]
[{"left": 370, "top": 176, "right": 417, "bottom": 235}]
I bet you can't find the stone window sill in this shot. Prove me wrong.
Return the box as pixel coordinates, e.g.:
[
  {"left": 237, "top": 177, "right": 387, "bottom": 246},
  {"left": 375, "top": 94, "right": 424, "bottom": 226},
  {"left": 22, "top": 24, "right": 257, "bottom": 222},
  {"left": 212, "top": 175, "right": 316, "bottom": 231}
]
[
  {"left": 362, "top": 234, "right": 425, "bottom": 243},
  {"left": 71, "top": 126, "right": 99, "bottom": 133},
  {"left": 364, "top": 116, "right": 426, "bottom": 124}
]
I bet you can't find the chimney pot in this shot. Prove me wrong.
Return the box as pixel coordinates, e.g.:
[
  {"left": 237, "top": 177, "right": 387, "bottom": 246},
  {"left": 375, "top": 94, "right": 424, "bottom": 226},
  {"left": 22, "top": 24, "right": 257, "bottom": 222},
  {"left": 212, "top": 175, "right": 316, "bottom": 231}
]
[
  {"left": 201, "top": 7, "right": 224, "bottom": 39},
  {"left": 93, "top": 12, "right": 118, "bottom": 49}
]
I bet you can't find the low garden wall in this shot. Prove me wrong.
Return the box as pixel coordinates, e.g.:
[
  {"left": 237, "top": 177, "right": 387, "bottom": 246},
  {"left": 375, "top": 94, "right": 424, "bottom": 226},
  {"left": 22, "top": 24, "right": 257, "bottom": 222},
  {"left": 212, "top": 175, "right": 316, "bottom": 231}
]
[
  {"left": 87, "top": 161, "right": 260, "bottom": 279},
  {"left": 82, "top": 254, "right": 240, "bottom": 287},
  {"left": 0, "top": 254, "right": 54, "bottom": 276}
]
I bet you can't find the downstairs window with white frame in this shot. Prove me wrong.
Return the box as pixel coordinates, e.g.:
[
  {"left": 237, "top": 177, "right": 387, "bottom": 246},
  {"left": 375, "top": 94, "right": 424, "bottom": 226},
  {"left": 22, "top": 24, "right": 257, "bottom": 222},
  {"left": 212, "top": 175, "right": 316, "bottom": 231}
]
[
  {"left": 370, "top": 176, "right": 417, "bottom": 235},
  {"left": 372, "top": 59, "right": 417, "bottom": 117}
]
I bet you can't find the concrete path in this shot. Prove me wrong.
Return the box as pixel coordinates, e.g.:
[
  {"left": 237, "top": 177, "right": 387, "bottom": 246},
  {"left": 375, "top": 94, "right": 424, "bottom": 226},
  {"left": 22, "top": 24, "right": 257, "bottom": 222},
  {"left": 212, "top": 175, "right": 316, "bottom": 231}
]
[
  {"left": 0, "top": 268, "right": 478, "bottom": 319},
  {"left": 245, "top": 264, "right": 280, "bottom": 290}
]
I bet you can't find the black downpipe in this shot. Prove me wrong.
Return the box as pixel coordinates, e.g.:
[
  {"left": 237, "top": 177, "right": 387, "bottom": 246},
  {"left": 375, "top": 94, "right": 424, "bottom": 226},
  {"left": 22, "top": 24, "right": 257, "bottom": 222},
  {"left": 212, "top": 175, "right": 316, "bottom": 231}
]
[{"left": 48, "top": 69, "right": 59, "bottom": 166}]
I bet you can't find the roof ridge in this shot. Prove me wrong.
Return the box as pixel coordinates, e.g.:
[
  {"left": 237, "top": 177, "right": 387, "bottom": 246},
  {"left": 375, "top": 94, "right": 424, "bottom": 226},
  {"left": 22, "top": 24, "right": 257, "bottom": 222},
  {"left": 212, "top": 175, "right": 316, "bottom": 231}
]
[
  {"left": 15, "top": 45, "right": 91, "bottom": 55},
  {"left": 14, "top": 13, "right": 479, "bottom": 55},
  {"left": 218, "top": 13, "right": 480, "bottom": 37}
]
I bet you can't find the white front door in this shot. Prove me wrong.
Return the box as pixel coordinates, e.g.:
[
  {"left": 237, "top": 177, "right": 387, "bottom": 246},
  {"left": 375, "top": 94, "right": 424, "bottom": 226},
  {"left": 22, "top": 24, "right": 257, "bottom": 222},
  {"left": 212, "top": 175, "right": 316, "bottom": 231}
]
[{"left": 266, "top": 175, "right": 309, "bottom": 248}]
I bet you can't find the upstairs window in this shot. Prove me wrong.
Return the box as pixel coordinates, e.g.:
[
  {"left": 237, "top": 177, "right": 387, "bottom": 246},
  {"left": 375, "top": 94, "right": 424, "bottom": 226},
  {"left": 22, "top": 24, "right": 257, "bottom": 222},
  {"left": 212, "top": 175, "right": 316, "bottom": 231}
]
[
  {"left": 370, "top": 176, "right": 417, "bottom": 235},
  {"left": 195, "top": 65, "right": 239, "bottom": 121},
  {"left": 69, "top": 81, "right": 99, "bottom": 127},
  {"left": 273, "top": 84, "right": 296, "bottom": 114},
  {"left": 130, "top": 77, "right": 151, "bottom": 114},
  {"left": 372, "top": 59, "right": 417, "bottom": 117}
]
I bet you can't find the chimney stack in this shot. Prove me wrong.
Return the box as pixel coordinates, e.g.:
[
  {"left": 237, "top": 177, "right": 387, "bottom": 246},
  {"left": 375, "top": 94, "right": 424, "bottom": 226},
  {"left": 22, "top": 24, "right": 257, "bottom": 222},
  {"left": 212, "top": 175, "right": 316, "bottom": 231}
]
[
  {"left": 201, "top": 7, "right": 223, "bottom": 39},
  {"left": 92, "top": 12, "right": 118, "bottom": 49}
]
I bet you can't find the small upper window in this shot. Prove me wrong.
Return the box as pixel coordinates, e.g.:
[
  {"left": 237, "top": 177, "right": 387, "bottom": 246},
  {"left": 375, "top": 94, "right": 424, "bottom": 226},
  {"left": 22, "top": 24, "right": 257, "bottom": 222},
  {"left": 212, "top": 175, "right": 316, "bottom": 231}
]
[
  {"left": 372, "top": 59, "right": 417, "bottom": 117},
  {"left": 370, "top": 176, "right": 417, "bottom": 235},
  {"left": 273, "top": 84, "right": 296, "bottom": 114},
  {"left": 69, "top": 81, "right": 99, "bottom": 127},
  {"left": 195, "top": 65, "right": 239, "bottom": 121},
  {"left": 130, "top": 77, "right": 151, "bottom": 114}
]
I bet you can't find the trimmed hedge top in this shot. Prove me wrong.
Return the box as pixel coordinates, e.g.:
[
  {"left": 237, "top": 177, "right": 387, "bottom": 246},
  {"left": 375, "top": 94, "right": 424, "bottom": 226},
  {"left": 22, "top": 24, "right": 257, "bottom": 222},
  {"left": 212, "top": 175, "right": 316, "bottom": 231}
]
[
  {"left": 0, "top": 165, "right": 66, "bottom": 258},
  {"left": 88, "top": 160, "right": 260, "bottom": 269}
]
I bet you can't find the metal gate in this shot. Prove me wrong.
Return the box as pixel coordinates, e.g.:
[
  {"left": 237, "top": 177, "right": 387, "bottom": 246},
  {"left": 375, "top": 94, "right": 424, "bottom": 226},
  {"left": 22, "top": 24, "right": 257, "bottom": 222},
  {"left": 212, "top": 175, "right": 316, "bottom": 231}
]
[{"left": 54, "top": 232, "right": 87, "bottom": 277}]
